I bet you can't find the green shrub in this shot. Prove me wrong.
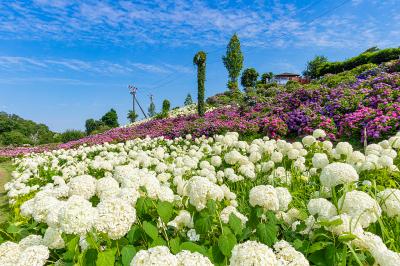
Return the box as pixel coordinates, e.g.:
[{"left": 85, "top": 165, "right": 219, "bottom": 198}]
[
  {"left": 60, "top": 130, "right": 86, "bottom": 143},
  {"left": 318, "top": 63, "right": 377, "bottom": 87},
  {"left": 284, "top": 80, "right": 301, "bottom": 92},
  {"left": 316, "top": 48, "right": 400, "bottom": 77},
  {"left": 0, "top": 131, "right": 31, "bottom": 146}
]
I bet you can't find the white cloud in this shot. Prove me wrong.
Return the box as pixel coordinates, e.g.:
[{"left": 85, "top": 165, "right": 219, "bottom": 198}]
[
  {"left": 0, "top": 1, "right": 398, "bottom": 49},
  {"left": 0, "top": 56, "right": 191, "bottom": 75}
]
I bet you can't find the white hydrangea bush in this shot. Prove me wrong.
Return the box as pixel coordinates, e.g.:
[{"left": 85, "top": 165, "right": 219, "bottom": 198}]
[{"left": 2, "top": 129, "right": 400, "bottom": 265}]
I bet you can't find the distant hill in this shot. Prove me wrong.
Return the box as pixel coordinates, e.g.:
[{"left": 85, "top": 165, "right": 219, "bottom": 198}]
[{"left": 0, "top": 112, "right": 56, "bottom": 146}]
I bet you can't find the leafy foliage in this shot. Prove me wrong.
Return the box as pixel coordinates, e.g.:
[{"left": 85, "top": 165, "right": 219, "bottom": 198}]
[
  {"left": 0, "top": 112, "right": 55, "bottom": 146},
  {"left": 222, "top": 34, "right": 243, "bottom": 91},
  {"left": 241, "top": 68, "right": 259, "bottom": 90},
  {"left": 194, "top": 51, "right": 207, "bottom": 116},
  {"left": 184, "top": 94, "right": 193, "bottom": 106}
]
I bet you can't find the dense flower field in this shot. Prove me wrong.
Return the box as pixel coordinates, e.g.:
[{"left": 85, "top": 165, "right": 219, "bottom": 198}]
[
  {"left": 1, "top": 129, "right": 400, "bottom": 265},
  {"left": 1, "top": 60, "right": 399, "bottom": 158}
]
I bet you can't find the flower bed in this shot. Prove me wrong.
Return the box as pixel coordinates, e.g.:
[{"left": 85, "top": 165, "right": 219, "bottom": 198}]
[
  {"left": 1, "top": 129, "right": 400, "bottom": 265},
  {"left": 1, "top": 60, "right": 400, "bottom": 158}
]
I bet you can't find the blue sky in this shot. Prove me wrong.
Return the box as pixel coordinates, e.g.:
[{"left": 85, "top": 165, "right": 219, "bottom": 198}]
[{"left": 0, "top": 0, "right": 399, "bottom": 132}]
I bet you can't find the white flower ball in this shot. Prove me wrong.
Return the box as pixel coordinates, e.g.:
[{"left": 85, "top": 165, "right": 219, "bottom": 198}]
[
  {"left": 312, "top": 153, "right": 329, "bottom": 169},
  {"left": 249, "top": 185, "right": 279, "bottom": 211},
  {"left": 176, "top": 250, "right": 213, "bottom": 266},
  {"left": 273, "top": 240, "right": 309, "bottom": 266},
  {"left": 95, "top": 197, "right": 136, "bottom": 240},
  {"left": 275, "top": 187, "right": 292, "bottom": 211},
  {"left": 43, "top": 227, "right": 65, "bottom": 249},
  {"left": 271, "top": 151, "right": 283, "bottom": 163},
  {"left": 96, "top": 177, "right": 120, "bottom": 200},
  {"left": 312, "top": 129, "right": 326, "bottom": 139},
  {"left": 220, "top": 206, "right": 248, "bottom": 225},
  {"left": 59, "top": 195, "right": 97, "bottom": 235},
  {"left": 339, "top": 190, "right": 381, "bottom": 228},
  {"left": 377, "top": 189, "right": 400, "bottom": 217},
  {"left": 302, "top": 136, "right": 316, "bottom": 147},
  {"left": 229, "top": 241, "right": 277, "bottom": 266},
  {"left": 67, "top": 175, "right": 97, "bottom": 199},
  {"left": 307, "top": 198, "right": 337, "bottom": 219},
  {"left": 319, "top": 163, "right": 358, "bottom": 187},
  {"left": 130, "top": 246, "right": 177, "bottom": 266}
]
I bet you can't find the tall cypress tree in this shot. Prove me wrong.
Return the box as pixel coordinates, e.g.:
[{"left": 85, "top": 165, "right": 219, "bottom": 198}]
[
  {"left": 222, "top": 33, "right": 243, "bottom": 92},
  {"left": 193, "top": 51, "right": 206, "bottom": 116},
  {"left": 148, "top": 96, "right": 156, "bottom": 117}
]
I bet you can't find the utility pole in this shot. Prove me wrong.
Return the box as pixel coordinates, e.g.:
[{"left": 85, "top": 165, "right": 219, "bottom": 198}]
[
  {"left": 128, "top": 85, "right": 137, "bottom": 115},
  {"left": 128, "top": 85, "right": 148, "bottom": 118}
]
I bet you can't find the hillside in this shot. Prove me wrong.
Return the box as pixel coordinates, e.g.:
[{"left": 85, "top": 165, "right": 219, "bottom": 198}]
[
  {"left": 0, "top": 112, "right": 55, "bottom": 147},
  {"left": 1, "top": 59, "right": 399, "bottom": 157}
]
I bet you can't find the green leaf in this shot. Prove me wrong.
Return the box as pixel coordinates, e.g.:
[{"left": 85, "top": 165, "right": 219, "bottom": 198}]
[
  {"left": 211, "top": 245, "right": 225, "bottom": 264},
  {"left": 256, "top": 223, "right": 277, "bottom": 246},
  {"left": 170, "top": 237, "right": 181, "bottom": 254},
  {"left": 206, "top": 200, "right": 217, "bottom": 214},
  {"left": 338, "top": 233, "right": 357, "bottom": 242},
  {"left": 157, "top": 201, "right": 173, "bottom": 223},
  {"left": 180, "top": 242, "right": 207, "bottom": 255},
  {"left": 6, "top": 224, "right": 20, "bottom": 234},
  {"left": 121, "top": 245, "right": 136, "bottom": 266},
  {"left": 218, "top": 231, "right": 237, "bottom": 257},
  {"left": 151, "top": 237, "right": 167, "bottom": 247},
  {"left": 63, "top": 236, "right": 79, "bottom": 262},
  {"left": 308, "top": 241, "right": 331, "bottom": 253},
  {"left": 127, "top": 225, "right": 142, "bottom": 244},
  {"left": 194, "top": 216, "right": 212, "bottom": 235},
  {"left": 83, "top": 249, "right": 98, "bottom": 266},
  {"left": 228, "top": 213, "right": 243, "bottom": 236},
  {"left": 143, "top": 221, "right": 159, "bottom": 240},
  {"left": 96, "top": 248, "right": 117, "bottom": 266}
]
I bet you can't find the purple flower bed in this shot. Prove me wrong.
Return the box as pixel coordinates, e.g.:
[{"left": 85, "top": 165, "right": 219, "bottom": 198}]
[{"left": 2, "top": 61, "right": 400, "bottom": 157}]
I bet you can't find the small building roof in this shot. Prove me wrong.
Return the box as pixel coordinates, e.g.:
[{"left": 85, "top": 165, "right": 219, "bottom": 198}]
[{"left": 275, "top": 72, "right": 300, "bottom": 77}]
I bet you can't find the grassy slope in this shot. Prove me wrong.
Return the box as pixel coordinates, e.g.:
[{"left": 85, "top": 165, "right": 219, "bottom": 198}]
[{"left": 0, "top": 161, "right": 14, "bottom": 223}]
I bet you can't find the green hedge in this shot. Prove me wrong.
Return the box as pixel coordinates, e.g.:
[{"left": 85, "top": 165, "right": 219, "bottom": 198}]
[{"left": 317, "top": 48, "right": 400, "bottom": 77}]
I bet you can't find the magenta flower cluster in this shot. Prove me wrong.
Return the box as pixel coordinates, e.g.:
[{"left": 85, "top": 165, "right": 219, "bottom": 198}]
[{"left": 1, "top": 61, "right": 400, "bottom": 157}]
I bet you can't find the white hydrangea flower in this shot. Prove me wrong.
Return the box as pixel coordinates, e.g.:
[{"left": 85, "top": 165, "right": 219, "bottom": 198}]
[
  {"left": 302, "top": 136, "right": 316, "bottom": 147},
  {"left": 377, "top": 189, "right": 400, "bottom": 217},
  {"left": 168, "top": 210, "right": 193, "bottom": 229},
  {"left": 339, "top": 190, "right": 381, "bottom": 228},
  {"left": 130, "top": 246, "right": 177, "bottom": 266},
  {"left": 307, "top": 198, "right": 337, "bottom": 219},
  {"left": 319, "top": 163, "right": 359, "bottom": 187},
  {"left": 249, "top": 185, "right": 279, "bottom": 211},
  {"left": 229, "top": 241, "right": 277, "bottom": 266},
  {"left": 312, "top": 129, "right": 326, "bottom": 139},
  {"left": 95, "top": 196, "right": 136, "bottom": 240},
  {"left": 220, "top": 206, "right": 248, "bottom": 225},
  {"left": 273, "top": 240, "right": 309, "bottom": 266},
  {"left": 19, "top": 235, "right": 43, "bottom": 250},
  {"left": 187, "top": 229, "right": 200, "bottom": 242},
  {"left": 268, "top": 167, "right": 292, "bottom": 185},
  {"left": 29, "top": 193, "right": 60, "bottom": 223},
  {"left": 275, "top": 187, "right": 292, "bottom": 211},
  {"left": 185, "top": 176, "right": 224, "bottom": 211},
  {"left": 59, "top": 195, "right": 97, "bottom": 235},
  {"left": 16, "top": 245, "right": 49, "bottom": 266},
  {"left": 312, "top": 153, "right": 329, "bottom": 169},
  {"left": 271, "top": 151, "right": 283, "bottom": 163},
  {"left": 327, "top": 214, "right": 364, "bottom": 237},
  {"left": 176, "top": 250, "right": 213, "bottom": 266},
  {"left": 0, "top": 241, "right": 21, "bottom": 265},
  {"left": 42, "top": 227, "right": 65, "bottom": 249},
  {"left": 67, "top": 175, "right": 97, "bottom": 199},
  {"left": 335, "top": 142, "right": 353, "bottom": 156},
  {"left": 96, "top": 177, "right": 120, "bottom": 200}
]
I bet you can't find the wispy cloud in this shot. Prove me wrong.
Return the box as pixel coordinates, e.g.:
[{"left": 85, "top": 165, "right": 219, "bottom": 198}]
[
  {"left": 0, "top": 0, "right": 397, "bottom": 49},
  {"left": 0, "top": 56, "right": 190, "bottom": 75}
]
